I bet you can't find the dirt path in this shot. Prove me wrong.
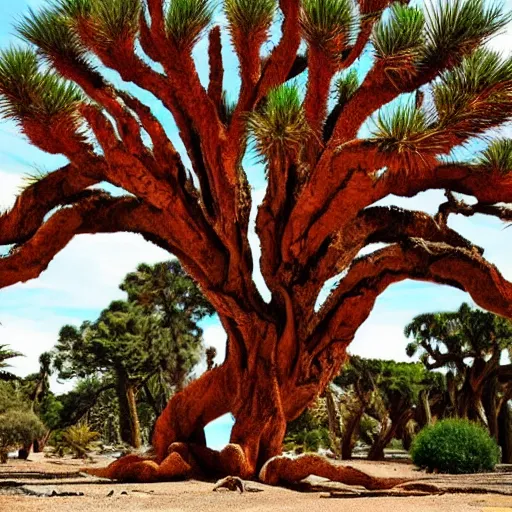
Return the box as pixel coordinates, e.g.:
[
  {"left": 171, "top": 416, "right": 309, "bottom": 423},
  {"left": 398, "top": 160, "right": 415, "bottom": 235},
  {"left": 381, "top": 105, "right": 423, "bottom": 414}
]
[{"left": 1, "top": 454, "right": 511, "bottom": 512}]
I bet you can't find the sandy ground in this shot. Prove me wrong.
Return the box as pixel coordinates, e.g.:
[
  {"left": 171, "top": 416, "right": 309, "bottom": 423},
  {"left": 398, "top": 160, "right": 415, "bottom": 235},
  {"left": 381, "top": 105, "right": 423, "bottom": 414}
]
[{"left": 1, "top": 454, "right": 512, "bottom": 512}]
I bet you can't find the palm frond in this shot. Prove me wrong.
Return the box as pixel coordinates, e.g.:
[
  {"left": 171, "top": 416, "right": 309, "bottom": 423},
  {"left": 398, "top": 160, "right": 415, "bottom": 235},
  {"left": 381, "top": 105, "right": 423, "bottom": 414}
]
[
  {"left": 433, "top": 48, "right": 512, "bottom": 139},
  {"left": 423, "top": 0, "right": 510, "bottom": 64},
  {"left": 372, "top": 4, "right": 424, "bottom": 60},
  {"left": 165, "top": 0, "right": 214, "bottom": 49},
  {"left": 0, "top": 47, "right": 83, "bottom": 123},
  {"left": 224, "top": 0, "right": 277, "bottom": 34},
  {"left": 17, "top": 6, "right": 88, "bottom": 64},
  {"left": 334, "top": 69, "right": 359, "bottom": 106},
  {"left": 300, "top": 0, "right": 356, "bottom": 55},
  {"left": 477, "top": 139, "right": 512, "bottom": 175},
  {"left": 247, "top": 83, "right": 311, "bottom": 159}
]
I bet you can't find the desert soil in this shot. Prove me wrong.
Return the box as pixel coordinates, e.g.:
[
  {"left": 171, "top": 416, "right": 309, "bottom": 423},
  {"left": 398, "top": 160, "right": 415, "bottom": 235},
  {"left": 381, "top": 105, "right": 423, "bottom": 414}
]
[{"left": 1, "top": 453, "right": 511, "bottom": 512}]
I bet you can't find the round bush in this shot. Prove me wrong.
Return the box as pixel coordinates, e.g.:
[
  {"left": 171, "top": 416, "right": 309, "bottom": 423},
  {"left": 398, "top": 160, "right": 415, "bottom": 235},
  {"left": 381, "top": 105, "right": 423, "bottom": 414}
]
[{"left": 411, "top": 419, "right": 500, "bottom": 474}]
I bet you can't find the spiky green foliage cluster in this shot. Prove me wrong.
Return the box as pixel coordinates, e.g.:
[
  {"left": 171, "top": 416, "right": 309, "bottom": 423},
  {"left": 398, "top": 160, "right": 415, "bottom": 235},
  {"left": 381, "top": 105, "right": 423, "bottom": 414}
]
[
  {"left": 424, "top": 0, "right": 510, "bottom": 63},
  {"left": 18, "top": 7, "right": 88, "bottom": 64},
  {"left": 88, "top": 0, "right": 141, "bottom": 46},
  {"left": 248, "top": 84, "right": 311, "bottom": 159},
  {"left": 58, "top": 0, "right": 141, "bottom": 48},
  {"left": 225, "top": 0, "right": 277, "bottom": 34},
  {"left": 165, "top": 0, "right": 213, "bottom": 49},
  {"left": 433, "top": 48, "right": 512, "bottom": 139},
  {"left": 372, "top": 4, "right": 425, "bottom": 60},
  {"left": 0, "top": 48, "right": 83, "bottom": 122},
  {"left": 477, "top": 139, "right": 512, "bottom": 175},
  {"left": 372, "top": 103, "right": 437, "bottom": 156},
  {"left": 301, "top": 0, "right": 355, "bottom": 55},
  {"left": 334, "top": 69, "right": 359, "bottom": 106}
]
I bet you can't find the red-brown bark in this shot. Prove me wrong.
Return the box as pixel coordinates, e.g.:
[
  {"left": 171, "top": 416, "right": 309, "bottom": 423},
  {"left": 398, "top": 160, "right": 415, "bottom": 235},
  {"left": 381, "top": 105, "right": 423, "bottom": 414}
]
[{"left": 3, "top": 0, "right": 512, "bottom": 488}]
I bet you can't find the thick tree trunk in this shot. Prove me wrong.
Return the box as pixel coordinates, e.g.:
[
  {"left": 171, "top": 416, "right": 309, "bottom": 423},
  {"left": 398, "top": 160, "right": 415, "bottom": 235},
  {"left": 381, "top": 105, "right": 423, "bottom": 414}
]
[
  {"left": 498, "top": 401, "right": 512, "bottom": 464},
  {"left": 92, "top": 319, "right": 347, "bottom": 482},
  {"left": 341, "top": 407, "right": 364, "bottom": 460},
  {"left": 325, "top": 386, "right": 342, "bottom": 458},
  {"left": 116, "top": 367, "right": 142, "bottom": 449}
]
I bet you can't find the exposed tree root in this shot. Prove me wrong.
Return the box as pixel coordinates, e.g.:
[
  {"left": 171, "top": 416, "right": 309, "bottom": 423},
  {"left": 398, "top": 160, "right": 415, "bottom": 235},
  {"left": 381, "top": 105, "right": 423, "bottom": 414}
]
[
  {"left": 84, "top": 449, "right": 409, "bottom": 492},
  {"left": 259, "top": 454, "right": 409, "bottom": 490}
]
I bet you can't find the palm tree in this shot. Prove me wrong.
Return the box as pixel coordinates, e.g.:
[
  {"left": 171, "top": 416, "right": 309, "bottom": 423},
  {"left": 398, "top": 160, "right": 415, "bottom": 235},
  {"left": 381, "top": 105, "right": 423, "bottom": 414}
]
[{"left": 0, "top": 344, "right": 22, "bottom": 382}]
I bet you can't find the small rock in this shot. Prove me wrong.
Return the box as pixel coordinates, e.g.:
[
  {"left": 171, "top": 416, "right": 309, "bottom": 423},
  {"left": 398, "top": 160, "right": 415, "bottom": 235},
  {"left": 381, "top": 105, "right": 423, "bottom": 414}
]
[{"left": 107, "top": 490, "right": 114, "bottom": 497}]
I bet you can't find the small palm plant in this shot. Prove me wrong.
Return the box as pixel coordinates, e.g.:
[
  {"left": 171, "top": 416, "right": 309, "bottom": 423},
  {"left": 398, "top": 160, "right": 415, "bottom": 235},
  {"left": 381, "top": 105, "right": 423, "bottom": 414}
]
[
  {"left": 0, "top": 344, "right": 22, "bottom": 382},
  {"left": 55, "top": 424, "right": 100, "bottom": 459}
]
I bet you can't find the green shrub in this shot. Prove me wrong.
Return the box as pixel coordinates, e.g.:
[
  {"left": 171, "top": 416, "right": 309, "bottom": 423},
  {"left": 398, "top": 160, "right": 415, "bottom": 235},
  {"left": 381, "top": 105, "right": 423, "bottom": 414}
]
[
  {"left": 53, "top": 424, "right": 100, "bottom": 459},
  {"left": 0, "top": 409, "right": 46, "bottom": 463},
  {"left": 411, "top": 419, "right": 500, "bottom": 474}
]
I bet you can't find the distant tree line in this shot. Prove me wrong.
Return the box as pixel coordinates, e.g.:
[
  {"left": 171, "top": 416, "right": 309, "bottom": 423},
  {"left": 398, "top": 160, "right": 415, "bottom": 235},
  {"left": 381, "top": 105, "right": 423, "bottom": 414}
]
[
  {"left": 286, "top": 303, "right": 512, "bottom": 463},
  {"left": 0, "top": 260, "right": 215, "bottom": 457}
]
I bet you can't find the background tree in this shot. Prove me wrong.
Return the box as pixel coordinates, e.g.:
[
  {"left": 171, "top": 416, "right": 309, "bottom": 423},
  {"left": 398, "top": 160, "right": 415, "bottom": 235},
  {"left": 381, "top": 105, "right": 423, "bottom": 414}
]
[
  {"left": 405, "top": 303, "right": 512, "bottom": 462},
  {"left": 54, "top": 260, "right": 210, "bottom": 447},
  {"left": 2, "top": 0, "right": 512, "bottom": 484},
  {"left": 0, "top": 344, "right": 22, "bottom": 382},
  {"left": 333, "top": 357, "right": 440, "bottom": 460}
]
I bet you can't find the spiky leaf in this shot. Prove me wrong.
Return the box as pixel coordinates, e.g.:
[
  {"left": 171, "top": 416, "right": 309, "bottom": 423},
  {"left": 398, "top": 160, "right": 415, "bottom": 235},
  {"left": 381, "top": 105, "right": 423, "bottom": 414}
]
[
  {"left": 334, "top": 69, "right": 359, "bottom": 106},
  {"left": 225, "top": 0, "right": 277, "bottom": 34},
  {"left": 423, "top": 0, "right": 510, "bottom": 63},
  {"left": 372, "top": 4, "right": 425, "bottom": 60},
  {"left": 301, "top": 0, "right": 355, "bottom": 55},
  {"left": 17, "top": 7, "right": 88, "bottom": 64},
  {"left": 0, "top": 48, "right": 83, "bottom": 122},
  {"left": 433, "top": 48, "right": 512, "bottom": 138},
  {"left": 166, "top": 0, "right": 214, "bottom": 49},
  {"left": 372, "top": 102, "right": 442, "bottom": 166},
  {"left": 477, "top": 139, "right": 512, "bottom": 175},
  {"left": 248, "top": 83, "right": 311, "bottom": 159}
]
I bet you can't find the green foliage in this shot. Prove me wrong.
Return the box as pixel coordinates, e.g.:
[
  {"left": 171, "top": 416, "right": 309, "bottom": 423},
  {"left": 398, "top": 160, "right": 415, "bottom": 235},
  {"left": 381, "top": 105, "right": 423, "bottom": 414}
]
[
  {"left": 0, "top": 344, "right": 22, "bottom": 382},
  {"left": 372, "top": 4, "right": 425, "bottom": 61},
  {"left": 433, "top": 48, "right": 512, "bottom": 139},
  {"left": 87, "top": 0, "right": 141, "bottom": 46},
  {"left": 17, "top": 6, "right": 88, "bottom": 63},
  {"left": 411, "top": 419, "right": 500, "bottom": 473},
  {"left": 301, "top": 0, "right": 355, "bottom": 54},
  {"left": 405, "top": 302, "right": 512, "bottom": 364},
  {"left": 225, "top": 0, "right": 276, "bottom": 33},
  {"left": 423, "top": 0, "right": 510, "bottom": 62},
  {"left": 248, "top": 83, "right": 311, "bottom": 160},
  {"left": 0, "top": 409, "right": 45, "bottom": 461},
  {"left": 0, "top": 47, "right": 83, "bottom": 123},
  {"left": 334, "top": 69, "right": 359, "bottom": 106},
  {"left": 165, "top": 0, "right": 214, "bottom": 49},
  {"left": 372, "top": 102, "right": 438, "bottom": 158},
  {"left": 477, "top": 139, "right": 512, "bottom": 175},
  {"left": 54, "top": 424, "right": 100, "bottom": 458}
]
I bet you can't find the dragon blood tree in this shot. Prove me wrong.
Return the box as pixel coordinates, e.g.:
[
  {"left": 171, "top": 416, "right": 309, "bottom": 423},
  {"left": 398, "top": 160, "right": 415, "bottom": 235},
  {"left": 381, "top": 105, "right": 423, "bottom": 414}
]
[{"left": 2, "top": 0, "right": 512, "bottom": 485}]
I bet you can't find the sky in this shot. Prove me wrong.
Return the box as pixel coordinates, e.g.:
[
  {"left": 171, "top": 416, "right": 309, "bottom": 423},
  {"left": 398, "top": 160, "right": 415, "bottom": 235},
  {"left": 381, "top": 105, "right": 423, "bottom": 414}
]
[{"left": 1, "top": 0, "right": 512, "bottom": 448}]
